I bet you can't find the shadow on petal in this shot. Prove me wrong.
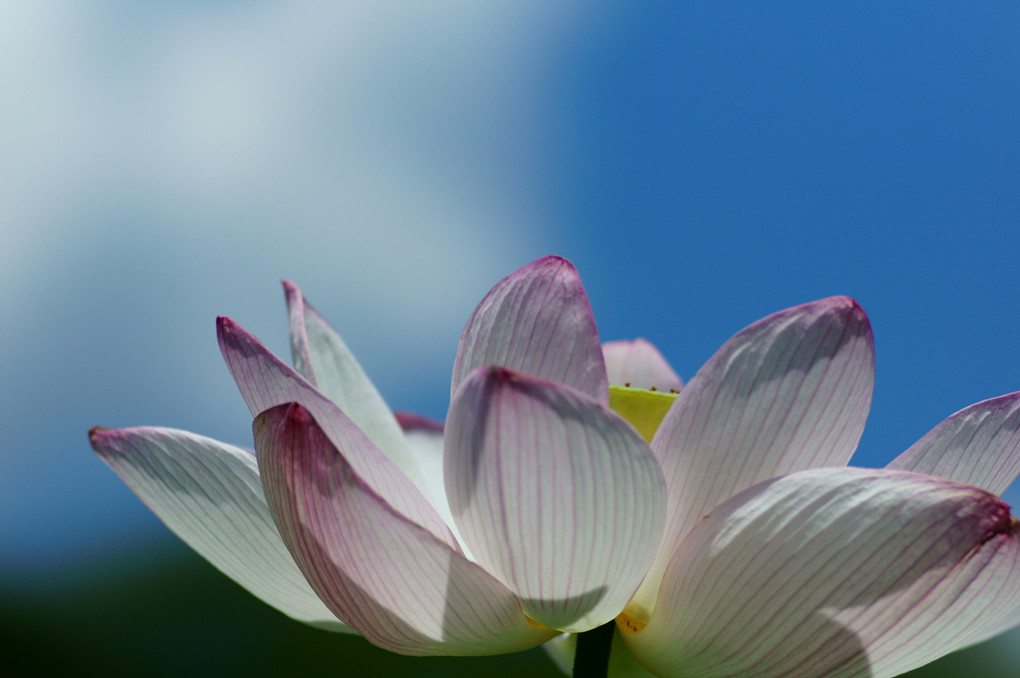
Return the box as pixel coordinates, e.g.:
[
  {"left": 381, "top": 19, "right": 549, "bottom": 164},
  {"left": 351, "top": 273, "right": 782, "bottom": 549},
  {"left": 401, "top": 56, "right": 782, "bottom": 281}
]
[
  {"left": 743, "top": 617, "right": 873, "bottom": 678},
  {"left": 445, "top": 368, "right": 667, "bottom": 632},
  {"left": 517, "top": 586, "right": 610, "bottom": 632},
  {"left": 256, "top": 402, "right": 555, "bottom": 656},
  {"left": 625, "top": 468, "right": 1020, "bottom": 677},
  {"left": 291, "top": 515, "right": 549, "bottom": 656}
]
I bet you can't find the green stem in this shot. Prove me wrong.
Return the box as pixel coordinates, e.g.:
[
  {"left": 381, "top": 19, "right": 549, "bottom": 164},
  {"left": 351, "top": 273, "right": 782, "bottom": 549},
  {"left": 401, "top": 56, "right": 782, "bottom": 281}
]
[{"left": 572, "top": 622, "right": 615, "bottom": 678}]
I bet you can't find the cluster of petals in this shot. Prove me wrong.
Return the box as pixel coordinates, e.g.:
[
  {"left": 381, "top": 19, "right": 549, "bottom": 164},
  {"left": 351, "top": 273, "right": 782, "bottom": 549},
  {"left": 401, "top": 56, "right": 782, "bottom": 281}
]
[{"left": 91, "top": 256, "right": 1020, "bottom": 677}]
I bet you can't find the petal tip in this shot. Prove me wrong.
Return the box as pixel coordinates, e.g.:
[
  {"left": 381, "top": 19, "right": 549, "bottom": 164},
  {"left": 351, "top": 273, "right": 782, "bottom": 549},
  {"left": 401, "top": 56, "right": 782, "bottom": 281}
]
[
  {"left": 281, "top": 279, "right": 301, "bottom": 300},
  {"left": 88, "top": 425, "right": 113, "bottom": 448},
  {"left": 216, "top": 316, "right": 247, "bottom": 354},
  {"left": 489, "top": 365, "right": 516, "bottom": 381},
  {"left": 808, "top": 296, "right": 873, "bottom": 347},
  {"left": 216, "top": 315, "right": 238, "bottom": 335},
  {"left": 256, "top": 401, "right": 311, "bottom": 434},
  {"left": 992, "top": 509, "right": 1019, "bottom": 539},
  {"left": 480, "top": 365, "right": 547, "bottom": 393},
  {"left": 284, "top": 401, "right": 313, "bottom": 426},
  {"left": 840, "top": 295, "right": 868, "bottom": 324},
  {"left": 812, "top": 295, "right": 865, "bottom": 318},
  {"left": 216, "top": 316, "right": 261, "bottom": 353},
  {"left": 835, "top": 295, "right": 869, "bottom": 323},
  {"left": 394, "top": 411, "right": 444, "bottom": 433},
  {"left": 534, "top": 254, "right": 570, "bottom": 266},
  {"left": 521, "top": 255, "right": 578, "bottom": 279}
]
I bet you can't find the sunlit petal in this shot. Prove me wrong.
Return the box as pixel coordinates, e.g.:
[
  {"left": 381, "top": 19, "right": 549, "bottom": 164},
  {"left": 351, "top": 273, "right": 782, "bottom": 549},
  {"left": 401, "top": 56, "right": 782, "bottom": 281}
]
[
  {"left": 451, "top": 255, "right": 608, "bottom": 404},
  {"left": 254, "top": 403, "right": 556, "bottom": 655},
  {"left": 633, "top": 296, "right": 874, "bottom": 613},
  {"left": 887, "top": 392, "right": 1020, "bottom": 496},
  {"left": 284, "top": 279, "right": 411, "bottom": 471},
  {"left": 89, "top": 426, "right": 349, "bottom": 632},
  {"left": 217, "top": 316, "right": 452, "bottom": 544},
  {"left": 625, "top": 468, "right": 1020, "bottom": 678},
  {"left": 445, "top": 367, "right": 666, "bottom": 632}
]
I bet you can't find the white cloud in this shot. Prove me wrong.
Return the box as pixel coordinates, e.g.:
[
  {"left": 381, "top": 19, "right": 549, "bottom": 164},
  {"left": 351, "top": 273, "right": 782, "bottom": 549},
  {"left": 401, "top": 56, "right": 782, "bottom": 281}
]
[
  {"left": 0, "top": 2, "right": 584, "bottom": 334},
  {"left": 0, "top": 1, "right": 592, "bottom": 566}
]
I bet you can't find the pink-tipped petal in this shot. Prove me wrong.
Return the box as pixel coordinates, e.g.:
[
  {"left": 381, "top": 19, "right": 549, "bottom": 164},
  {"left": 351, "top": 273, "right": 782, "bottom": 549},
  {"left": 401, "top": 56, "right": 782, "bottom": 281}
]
[
  {"left": 89, "top": 426, "right": 349, "bottom": 632},
  {"left": 602, "top": 339, "right": 683, "bottom": 392},
  {"left": 395, "top": 411, "right": 445, "bottom": 433},
  {"left": 887, "top": 393, "right": 1020, "bottom": 496},
  {"left": 624, "top": 468, "right": 1020, "bottom": 678},
  {"left": 216, "top": 317, "right": 453, "bottom": 545},
  {"left": 254, "top": 403, "right": 556, "bottom": 656},
  {"left": 633, "top": 297, "right": 874, "bottom": 613},
  {"left": 445, "top": 367, "right": 666, "bottom": 632},
  {"left": 283, "top": 280, "right": 411, "bottom": 474},
  {"left": 451, "top": 256, "right": 609, "bottom": 404},
  {"left": 885, "top": 393, "right": 1020, "bottom": 656}
]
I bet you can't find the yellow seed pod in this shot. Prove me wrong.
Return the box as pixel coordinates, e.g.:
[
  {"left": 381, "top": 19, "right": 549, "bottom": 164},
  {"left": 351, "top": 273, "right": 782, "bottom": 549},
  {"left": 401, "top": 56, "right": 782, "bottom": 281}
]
[{"left": 608, "top": 385, "right": 679, "bottom": 443}]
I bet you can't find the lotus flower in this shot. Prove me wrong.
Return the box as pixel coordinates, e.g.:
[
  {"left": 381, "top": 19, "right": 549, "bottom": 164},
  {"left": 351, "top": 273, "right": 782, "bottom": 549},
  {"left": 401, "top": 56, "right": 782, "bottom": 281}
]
[{"left": 90, "top": 256, "right": 1020, "bottom": 677}]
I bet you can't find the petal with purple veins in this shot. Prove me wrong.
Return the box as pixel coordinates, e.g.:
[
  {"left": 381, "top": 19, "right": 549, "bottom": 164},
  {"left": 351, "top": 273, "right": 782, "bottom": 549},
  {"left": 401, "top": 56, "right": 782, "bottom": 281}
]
[
  {"left": 624, "top": 467, "right": 1020, "bottom": 678},
  {"left": 89, "top": 426, "right": 349, "bottom": 632},
  {"left": 254, "top": 402, "right": 555, "bottom": 655},
  {"left": 284, "top": 280, "right": 410, "bottom": 470},
  {"left": 394, "top": 412, "right": 468, "bottom": 551},
  {"left": 888, "top": 392, "right": 1020, "bottom": 496},
  {"left": 217, "top": 317, "right": 452, "bottom": 544},
  {"left": 445, "top": 367, "right": 666, "bottom": 632},
  {"left": 633, "top": 297, "right": 875, "bottom": 614},
  {"left": 451, "top": 256, "right": 608, "bottom": 403},
  {"left": 957, "top": 601, "right": 1020, "bottom": 651}
]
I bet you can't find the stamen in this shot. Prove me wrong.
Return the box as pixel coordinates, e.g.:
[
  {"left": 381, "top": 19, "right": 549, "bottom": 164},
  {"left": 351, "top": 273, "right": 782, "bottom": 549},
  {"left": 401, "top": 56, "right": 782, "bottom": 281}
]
[{"left": 617, "top": 612, "right": 647, "bottom": 634}]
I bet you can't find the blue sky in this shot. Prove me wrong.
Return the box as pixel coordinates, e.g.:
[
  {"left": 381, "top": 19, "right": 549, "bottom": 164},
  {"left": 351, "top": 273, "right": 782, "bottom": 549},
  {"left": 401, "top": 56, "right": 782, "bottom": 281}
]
[{"left": 2, "top": 1, "right": 1018, "bottom": 670}]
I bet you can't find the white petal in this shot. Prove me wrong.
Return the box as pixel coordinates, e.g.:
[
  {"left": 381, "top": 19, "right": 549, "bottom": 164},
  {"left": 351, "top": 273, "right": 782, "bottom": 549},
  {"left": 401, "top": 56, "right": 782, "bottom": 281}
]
[
  {"left": 394, "top": 413, "right": 447, "bottom": 513},
  {"left": 445, "top": 367, "right": 666, "bottom": 632},
  {"left": 633, "top": 296, "right": 874, "bottom": 614},
  {"left": 957, "top": 602, "right": 1020, "bottom": 649},
  {"left": 624, "top": 468, "right": 1020, "bottom": 678},
  {"left": 888, "top": 392, "right": 1020, "bottom": 496},
  {"left": 602, "top": 339, "right": 683, "bottom": 392},
  {"left": 283, "top": 280, "right": 411, "bottom": 471},
  {"left": 254, "top": 403, "right": 555, "bottom": 655},
  {"left": 89, "top": 426, "right": 349, "bottom": 632},
  {"left": 217, "top": 316, "right": 453, "bottom": 545},
  {"left": 451, "top": 255, "right": 609, "bottom": 404},
  {"left": 394, "top": 412, "right": 469, "bottom": 554}
]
